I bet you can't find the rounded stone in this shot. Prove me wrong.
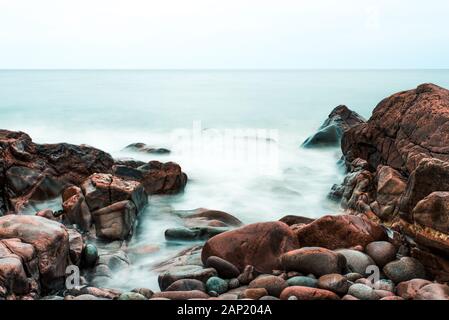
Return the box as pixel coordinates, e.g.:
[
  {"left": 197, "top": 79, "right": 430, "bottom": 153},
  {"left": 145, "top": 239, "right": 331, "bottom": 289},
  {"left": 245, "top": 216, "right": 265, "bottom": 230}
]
[
  {"left": 259, "top": 295, "right": 280, "bottom": 300},
  {"left": 165, "top": 279, "right": 206, "bottom": 292},
  {"left": 373, "top": 279, "right": 395, "bottom": 292},
  {"left": 280, "top": 286, "right": 339, "bottom": 300},
  {"left": 414, "top": 283, "right": 449, "bottom": 300},
  {"left": 228, "top": 278, "right": 240, "bottom": 289},
  {"left": 366, "top": 241, "right": 397, "bottom": 267},
  {"left": 118, "top": 292, "right": 147, "bottom": 300},
  {"left": 248, "top": 275, "right": 288, "bottom": 297},
  {"left": 396, "top": 279, "right": 432, "bottom": 299},
  {"left": 348, "top": 283, "right": 379, "bottom": 300},
  {"left": 205, "top": 256, "right": 240, "bottom": 279},
  {"left": 206, "top": 276, "right": 228, "bottom": 295},
  {"left": 317, "top": 274, "right": 350, "bottom": 295},
  {"left": 335, "top": 249, "right": 375, "bottom": 275},
  {"left": 82, "top": 244, "right": 98, "bottom": 268},
  {"left": 345, "top": 273, "right": 363, "bottom": 282},
  {"left": 383, "top": 257, "right": 426, "bottom": 283},
  {"left": 287, "top": 276, "right": 318, "bottom": 288},
  {"left": 241, "top": 288, "right": 268, "bottom": 300}
]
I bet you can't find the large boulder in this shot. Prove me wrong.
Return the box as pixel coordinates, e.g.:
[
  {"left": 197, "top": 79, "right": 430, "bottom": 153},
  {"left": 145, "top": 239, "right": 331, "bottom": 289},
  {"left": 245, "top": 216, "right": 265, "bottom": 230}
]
[
  {"left": 342, "top": 83, "right": 449, "bottom": 174},
  {"left": 113, "top": 160, "right": 187, "bottom": 195},
  {"left": 0, "top": 215, "right": 70, "bottom": 293},
  {"left": 295, "top": 214, "right": 386, "bottom": 250},
  {"left": 201, "top": 222, "right": 299, "bottom": 273},
  {"left": 0, "top": 130, "right": 114, "bottom": 214},
  {"left": 303, "top": 105, "right": 365, "bottom": 148},
  {"left": 411, "top": 191, "right": 449, "bottom": 234}
]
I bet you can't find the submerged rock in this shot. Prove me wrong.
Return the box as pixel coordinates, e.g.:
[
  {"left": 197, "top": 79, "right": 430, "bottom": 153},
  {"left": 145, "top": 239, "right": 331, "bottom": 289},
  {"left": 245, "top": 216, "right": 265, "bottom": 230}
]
[
  {"left": 302, "top": 105, "right": 365, "bottom": 148},
  {"left": 125, "top": 143, "right": 170, "bottom": 155}
]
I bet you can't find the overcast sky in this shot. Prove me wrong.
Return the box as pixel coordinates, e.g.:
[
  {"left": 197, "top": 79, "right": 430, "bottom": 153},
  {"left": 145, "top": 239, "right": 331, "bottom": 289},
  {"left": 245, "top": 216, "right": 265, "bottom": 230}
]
[{"left": 1, "top": 0, "right": 448, "bottom": 69}]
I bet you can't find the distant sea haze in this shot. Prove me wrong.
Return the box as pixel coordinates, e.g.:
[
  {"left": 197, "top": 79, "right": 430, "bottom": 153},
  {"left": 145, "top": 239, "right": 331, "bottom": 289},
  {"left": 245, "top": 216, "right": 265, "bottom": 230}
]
[{"left": 1, "top": 69, "right": 448, "bottom": 290}]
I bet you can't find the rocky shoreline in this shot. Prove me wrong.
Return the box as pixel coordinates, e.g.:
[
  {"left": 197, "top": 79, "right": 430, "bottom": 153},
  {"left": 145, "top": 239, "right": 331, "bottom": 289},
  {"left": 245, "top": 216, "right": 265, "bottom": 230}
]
[{"left": 1, "top": 83, "right": 449, "bottom": 300}]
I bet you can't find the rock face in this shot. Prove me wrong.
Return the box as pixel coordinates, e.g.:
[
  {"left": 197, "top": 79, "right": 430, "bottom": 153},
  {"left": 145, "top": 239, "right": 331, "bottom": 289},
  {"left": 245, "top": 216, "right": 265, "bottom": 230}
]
[
  {"left": 342, "top": 83, "right": 449, "bottom": 173},
  {"left": 0, "top": 130, "right": 114, "bottom": 214},
  {"left": 295, "top": 214, "right": 386, "bottom": 250},
  {"left": 62, "top": 173, "right": 148, "bottom": 240},
  {"left": 113, "top": 160, "right": 187, "bottom": 195},
  {"left": 201, "top": 222, "right": 299, "bottom": 273},
  {"left": 337, "top": 84, "right": 449, "bottom": 281},
  {"left": 0, "top": 215, "right": 70, "bottom": 295},
  {"left": 303, "top": 105, "right": 365, "bottom": 148}
]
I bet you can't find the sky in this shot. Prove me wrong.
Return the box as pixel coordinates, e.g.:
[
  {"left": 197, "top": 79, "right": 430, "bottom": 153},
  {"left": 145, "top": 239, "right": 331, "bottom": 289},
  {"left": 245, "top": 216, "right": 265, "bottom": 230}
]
[{"left": 0, "top": 0, "right": 448, "bottom": 69}]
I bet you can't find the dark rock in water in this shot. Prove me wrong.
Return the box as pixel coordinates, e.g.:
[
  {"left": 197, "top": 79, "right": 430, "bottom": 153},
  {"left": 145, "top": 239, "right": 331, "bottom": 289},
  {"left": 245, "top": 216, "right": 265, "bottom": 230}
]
[
  {"left": 114, "top": 158, "right": 146, "bottom": 168},
  {"left": 0, "top": 130, "right": 114, "bottom": 214},
  {"left": 178, "top": 208, "right": 243, "bottom": 228},
  {"left": 125, "top": 142, "right": 171, "bottom": 155},
  {"left": 327, "top": 184, "right": 345, "bottom": 202},
  {"left": 206, "top": 276, "right": 228, "bottom": 295},
  {"left": 165, "top": 226, "right": 228, "bottom": 241},
  {"left": 158, "top": 265, "right": 217, "bottom": 291},
  {"left": 82, "top": 244, "right": 98, "bottom": 268},
  {"left": 383, "top": 257, "right": 426, "bottom": 283},
  {"left": 302, "top": 105, "right": 365, "bottom": 148},
  {"left": 205, "top": 256, "right": 240, "bottom": 279},
  {"left": 113, "top": 160, "right": 187, "bottom": 195},
  {"left": 280, "top": 247, "right": 347, "bottom": 276},
  {"left": 201, "top": 221, "right": 299, "bottom": 273},
  {"left": 279, "top": 215, "right": 314, "bottom": 226},
  {"left": 165, "top": 279, "right": 206, "bottom": 292}
]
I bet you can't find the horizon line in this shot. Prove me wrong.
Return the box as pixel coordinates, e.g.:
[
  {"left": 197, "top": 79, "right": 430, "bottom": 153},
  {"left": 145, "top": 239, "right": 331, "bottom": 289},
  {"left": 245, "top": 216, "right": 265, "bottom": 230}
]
[{"left": 1, "top": 68, "right": 449, "bottom": 72}]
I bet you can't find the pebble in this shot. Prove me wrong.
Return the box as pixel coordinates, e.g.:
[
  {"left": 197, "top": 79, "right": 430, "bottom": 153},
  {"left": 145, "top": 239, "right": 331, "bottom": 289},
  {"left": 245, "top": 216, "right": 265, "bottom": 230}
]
[{"left": 206, "top": 276, "right": 228, "bottom": 295}]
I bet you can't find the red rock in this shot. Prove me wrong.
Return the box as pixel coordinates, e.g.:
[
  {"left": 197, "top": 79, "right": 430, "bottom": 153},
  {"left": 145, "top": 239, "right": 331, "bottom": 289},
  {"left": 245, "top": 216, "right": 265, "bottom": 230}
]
[
  {"left": 412, "top": 191, "right": 449, "bottom": 233},
  {"left": 248, "top": 275, "right": 288, "bottom": 297},
  {"left": 241, "top": 288, "right": 268, "bottom": 300},
  {"left": 92, "top": 200, "right": 138, "bottom": 240},
  {"left": 0, "top": 130, "right": 113, "bottom": 214},
  {"left": 0, "top": 215, "right": 70, "bottom": 292},
  {"left": 152, "top": 290, "right": 209, "bottom": 300},
  {"left": 342, "top": 84, "right": 449, "bottom": 174},
  {"left": 414, "top": 283, "right": 449, "bottom": 300},
  {"left": 296, "top": 214, "right": 386, "bottom": 250},
  {"left": 62, "top": 186, "right": 92, "bottom": 231},
  {"left": 183, "top": 209, "right": 242, "bottom": 227},
  {"left": 396, "top": 279, "right": 432, "bottom": 300},
  {"left": 201, "top": 222, "right": 298, "bottom": 273},
  {"left": 380, "top": 296, "right": 404, "bottom": 300},
  {"left": 280, "top": 286, "right": 340, "bottom": 300}
]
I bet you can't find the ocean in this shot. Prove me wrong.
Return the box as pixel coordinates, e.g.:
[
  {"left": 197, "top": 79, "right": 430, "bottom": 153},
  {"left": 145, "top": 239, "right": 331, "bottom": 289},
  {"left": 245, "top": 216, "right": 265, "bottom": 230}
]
[{"left": 1, "top": 69, "right": 448, "bottom": 290}]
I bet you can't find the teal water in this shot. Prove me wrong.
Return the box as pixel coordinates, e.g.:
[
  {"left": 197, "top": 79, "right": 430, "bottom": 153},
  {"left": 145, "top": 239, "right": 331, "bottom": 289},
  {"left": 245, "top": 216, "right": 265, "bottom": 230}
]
[{"left": 1, "top": 70, "right": 448, "bottom": 290}]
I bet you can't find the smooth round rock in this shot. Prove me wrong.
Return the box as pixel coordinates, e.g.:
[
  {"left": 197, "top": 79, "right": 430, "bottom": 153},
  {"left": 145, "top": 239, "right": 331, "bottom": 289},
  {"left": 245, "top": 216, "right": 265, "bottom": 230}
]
[
  {"left": 83, "top": 244, "right": 98, "bottom": 268},
  {"left": 118, "top": 292, "right": 147, "bottom": 300},
  {"left": 206, "top": 276, "right": 228, "bottom": 295},
  {"left": 241, "top": 288, "right": 268, "bottom": 300},
  {"left": 383, "top": 257, "right": 426, "bottom": 283},
  {"left": 373, "top": 279, "right": 394, "bottom": 292},
  {"left": 342, "top": 295, "right": 359, "bottom": 300},
  {"left": 287, "top": 276, "right": 318, "bottom": 288},
  {"left": 366, "top": 241, "right": 397, "bottom": 267},
  {"left": 345, "top": 273, "right": 363, "bottom": 282},
  {"left": 131, "top": 288, "right": 154, "bottom": 299},
  {"left": 317, "top": 274, "right": 350, "bottom": 295},
  {"left": 165, "top": 279, "right": 206, "bottom": 292},
  {"left": 280, "top": 247, "right": 347, "bottom": 276},
  {"left": 280, "top": 286, "right": 339, "bottom": 300},
  {"left": 335, "top": 249, "right": 375, "bottom": 275},
  {"left": 348, "top": 283, "right": 379, "bottom": 300},
  {"left": 248, "top": 275, "right": 288, "bottom": 297},
  {"left": 205, "top": 256, "right": 240, "bottom": 279},
  {"left": 259, "top": 296, "right": 280, "bottom": 300}
]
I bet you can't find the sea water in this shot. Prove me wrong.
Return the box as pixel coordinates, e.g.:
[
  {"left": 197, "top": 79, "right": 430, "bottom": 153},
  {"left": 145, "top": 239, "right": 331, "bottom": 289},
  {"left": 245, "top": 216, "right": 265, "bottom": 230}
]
[{"left": 1, "top": 70, "right": 448, "bottom": 290}]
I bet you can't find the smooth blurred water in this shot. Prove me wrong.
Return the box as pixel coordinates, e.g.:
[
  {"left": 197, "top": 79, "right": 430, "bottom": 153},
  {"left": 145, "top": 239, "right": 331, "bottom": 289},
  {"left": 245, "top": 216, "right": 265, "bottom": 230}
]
[{"left": 1, "top": 70, "right": 448, "bottom": 290}]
